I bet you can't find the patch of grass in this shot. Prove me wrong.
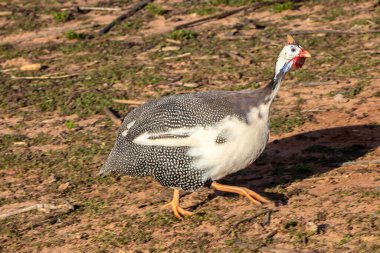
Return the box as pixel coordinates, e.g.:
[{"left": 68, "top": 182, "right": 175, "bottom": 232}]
[
  {"left": 283, "top": 14, "right": 307, "bottom": 20},
  {"left": 65, "top": 120, "right": 75, "bottom": 130},
  {"left": 0, "top": 134, "right": 27, "bottom": 151},
  {"left": 168, "top": 29, "right": 198, "bottom": 40},
  {"left": 145, "top": 3, "right": 167, "bottom": 15},
  {"left": 52, "top": 11, "right": 73, "bottom": 22},
  {"left": 67, "top": 92, "right": 112, "bottom": 117},
  {"left": 342, "top": 82, "right": 365, "bottom": 98},
  {"left": 323, "top": 7, "right": 351, "bottom": 21},
  {"left": 328, "top": 82, "right": 365, "bottom": 99},
  {"left": 30, "top": 132, "right": 55, "bottom": 146},
  {"left": 190, "top": 7, "right": 219, "bottom": 15},
  {"left": 339, "top": 234, "right": 352, "bottom": 245},
  {"left": 270, "top": 113, "right": 311, "bottom": 134},
  {"left": 122, "top": 20, "right": 142, "bottom": 32},
  {"left": 351, "top": 19, "right": 370, "bottom": 26},
  {"left": 210, "top": 0, "right": 256, "bottom": 6},
  {"left": 0, "top": 44, "right": 20, "bottom": 60},
  {"left": 64, "top": 30, "right": 93, "bottom": 40},
  {"left": 273, "top": 1, "right": 295, "bottom": 13}
]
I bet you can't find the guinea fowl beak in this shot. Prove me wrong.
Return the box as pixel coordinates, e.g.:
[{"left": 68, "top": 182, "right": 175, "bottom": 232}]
[{"left": 299, "top": 49, "right": 311, "bottom": 58}]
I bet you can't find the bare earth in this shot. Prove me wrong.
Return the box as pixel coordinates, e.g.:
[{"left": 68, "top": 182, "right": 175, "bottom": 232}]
[{"left": 0, "top": 0, "right": 379, "bottom": 252}]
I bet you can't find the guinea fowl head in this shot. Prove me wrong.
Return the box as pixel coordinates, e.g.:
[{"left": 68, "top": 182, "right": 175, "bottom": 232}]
[{"left": 275, "top": 35, "right": 311, "bottom": 76}]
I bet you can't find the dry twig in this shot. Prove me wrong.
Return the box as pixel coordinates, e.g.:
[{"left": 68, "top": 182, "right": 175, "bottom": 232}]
[
  {"left": 98, "top": 0, "right": 153, "bottom": 35},
  {"left": 174, "top": 1, "right": 285, "bottom": 30},
  {"left": 281, "top": 29, "right": 380, "bottom": 36},
  {"left": 301, "top": 108, "right": 327, "bottom": 113},
  {"left": 10, "top": 74, "right": 78, "bottom": 80},
  {"left": 0, "top": 202, "right": 74, "bottom": 220},
  {"left": 163, "top": 52, "right": 191, "bottom": 60},
  {"left": 103, "top": 108, "right": 122, "bottom": 126},
  {"left": 112, "top": 99, "right": 146, "bottom": 105},
  {"left": 78, "top": 6, "right": 122, "bottom": 11}
]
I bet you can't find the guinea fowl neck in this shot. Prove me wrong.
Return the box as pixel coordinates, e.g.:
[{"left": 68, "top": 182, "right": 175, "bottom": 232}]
[{"left": 265, "top": 70, "right": 285, "bottom": 104}]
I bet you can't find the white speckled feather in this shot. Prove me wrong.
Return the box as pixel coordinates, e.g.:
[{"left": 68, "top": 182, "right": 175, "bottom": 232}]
[{"left": 133, "top": 103, "right": 270, "bottom": 181}]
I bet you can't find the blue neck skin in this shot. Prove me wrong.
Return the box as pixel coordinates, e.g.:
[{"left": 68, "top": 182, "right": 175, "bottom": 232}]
[
  {"left": 280, "top": 61, "right": 292, "bottom": 75},
  {"left": 269, "top": 61, "right": 292, "bottom": 91}
]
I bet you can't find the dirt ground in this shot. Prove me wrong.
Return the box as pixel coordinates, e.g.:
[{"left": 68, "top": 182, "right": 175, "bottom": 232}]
[{"left": 0, "top": 0, "right": 379, "bottom": 252}]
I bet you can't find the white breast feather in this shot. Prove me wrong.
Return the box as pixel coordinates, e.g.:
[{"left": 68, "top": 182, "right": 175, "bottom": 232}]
[{"left": 132, "top": 104, "right": 270, "bottom": 181}]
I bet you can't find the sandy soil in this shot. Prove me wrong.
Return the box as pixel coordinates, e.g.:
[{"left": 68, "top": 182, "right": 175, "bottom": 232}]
[{"left": 0, "top": 0, "right": 379, "bottom": 252}]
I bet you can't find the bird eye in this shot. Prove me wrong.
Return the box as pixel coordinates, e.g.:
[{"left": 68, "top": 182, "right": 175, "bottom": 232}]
[{"left": 291, "top": 47, "right": 296, "bottom": 53}]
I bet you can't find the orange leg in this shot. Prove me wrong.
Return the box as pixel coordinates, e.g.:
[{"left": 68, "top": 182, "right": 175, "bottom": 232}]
[
  {"left": 163, "top": 189, "right": 193, "bottom": 219},
  {"left": 211, "top": 182, "right": 269, "bottom": 205}
]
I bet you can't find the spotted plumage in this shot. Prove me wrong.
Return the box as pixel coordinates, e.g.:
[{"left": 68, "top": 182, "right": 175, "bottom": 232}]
[
  {"left": 100, "top": 35, "right": 311, "bottom": 218},
  {"left": 101, "top": 89, "right": 272, "bottom": 191}
]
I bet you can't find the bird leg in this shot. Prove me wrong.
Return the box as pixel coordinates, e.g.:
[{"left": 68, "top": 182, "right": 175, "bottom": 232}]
[
  {"left": 163, "top": 189, "right": 193, "bottom": 219},
  {"left": 211, "top": 182, "right": 269, "bottom": 205}
]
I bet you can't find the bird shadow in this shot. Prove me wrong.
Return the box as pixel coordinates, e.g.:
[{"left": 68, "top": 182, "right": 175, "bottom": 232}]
[{"left": 214, "top": 124, "right": 379, "bottom": 206}]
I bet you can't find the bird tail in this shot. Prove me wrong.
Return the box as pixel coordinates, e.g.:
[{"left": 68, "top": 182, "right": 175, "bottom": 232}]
[{"left": 97, "top": 159, "right": 112, "bottom": 177}]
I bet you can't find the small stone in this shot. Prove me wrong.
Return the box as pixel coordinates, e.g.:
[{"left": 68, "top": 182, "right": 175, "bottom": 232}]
[
  {"left": 19, "top": 63, "right": 42, "bottom": 71},
  {"left": 183, "top": 83, "right": 200, "bottom": 88},
  {"left": 79, "top": 233, "right": 89, "bottom": 240},
  {"left": 45, "top": 175, "right": 57, "bottom": 184},
  {"left": 13, "top": 141, "right": 28, "bottom": 147},
  {"left": 305, "top": 221, "right": 319, "bottom": 234},
  {"left": 161, "top": 46, "right": 180, "bottom": 52},
  {"left": 333, "top": 93, "right": 349, "bottom": 103},
  {"left": 58, "top": 182, "right": 70, "bottom": 191}
]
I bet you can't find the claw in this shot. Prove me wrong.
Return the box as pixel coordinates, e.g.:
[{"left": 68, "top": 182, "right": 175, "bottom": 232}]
[
  {"left": 211, "top": 182, "right": 269, "bottom": 205},
  {"left": 163, "top": 189, "right": 193, "bottom": 219}
]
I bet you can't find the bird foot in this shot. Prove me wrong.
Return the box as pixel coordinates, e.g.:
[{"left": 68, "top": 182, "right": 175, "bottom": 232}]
[
  {"left": 163, "top": 189, "right": 193, "bottom": 219},
  {"left": 211, "top": 182, "right": 269, "bottom": 205},
  {"left": 163, "top": 201, "right": 193, "bottom": 219}
]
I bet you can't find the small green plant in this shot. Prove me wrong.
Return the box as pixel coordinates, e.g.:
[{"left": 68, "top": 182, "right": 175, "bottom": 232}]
[
  {"left": 273, "top": 1, "right": 295, "bottom": 13},
  {"left": 64, "top": 30, "right": 93, "bottom": 40},
  {"left": 52, "top": 11, "right": 73, "bottom": 22},
  {"left": 168, "top": 29, "right": 198, "bottom": 40},
  {"left": 270, "top": 113, "right": 310, "bottom": 134},
  {"left": 169, "top": 30, "right": 198, "bottom": 40},
  {"left": 145, "top": 3, "right": 167, "bottom": 15},
  {"left": 339, "top": 234, "right": 352, "bottom": 245},
  {"left": 210, "top": 0, "right": 256, "bottom": 6},
  {"left": 190, "top": 7, "right": 219, "bottom": 15},
  {"left": 351, "top": 19, "right": 370, "bottom": 26},
  {"left": 65, "top": 120, "right": 75, "bottom": 129},
  {"left": 341, "top": 82, "right": 365, "bottom": 98},
  {"left": 123, "top": 20, "right": 142, "bottom": 31}
]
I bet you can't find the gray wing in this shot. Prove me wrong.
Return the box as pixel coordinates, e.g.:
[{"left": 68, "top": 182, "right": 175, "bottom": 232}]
[{"left": 118, "top": 89, "right": 269, "bottom": 142}]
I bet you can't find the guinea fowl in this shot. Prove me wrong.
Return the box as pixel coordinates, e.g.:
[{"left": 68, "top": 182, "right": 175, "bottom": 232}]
[{"left": 100, "top": 35, "right": 311, "bottom": 218}]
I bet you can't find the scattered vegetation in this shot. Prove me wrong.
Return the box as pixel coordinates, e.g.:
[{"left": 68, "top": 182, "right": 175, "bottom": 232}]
[
  {"left": 0, "top": 0, "right": 378, "bottom": 252},
  {"left": 190, "top": 7, "right": 219, "bottom": 15},
  {"left": 270, "top": 113, "right": 311, "bottom": 134},
  {"left": 273, "top": 1, "right": 295, "bottom": 13},
  {"left": 145, "top": 3, "right": 167, "bottom": 15},
  {"left": 52, "top": 11, "right": 73, "bottom": 22},
  {"left": 168, "top": 29, "right": 198, "bottom": 40},
  {"left": 64, "top": 30, "right": 93, "bottom": 40}
]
